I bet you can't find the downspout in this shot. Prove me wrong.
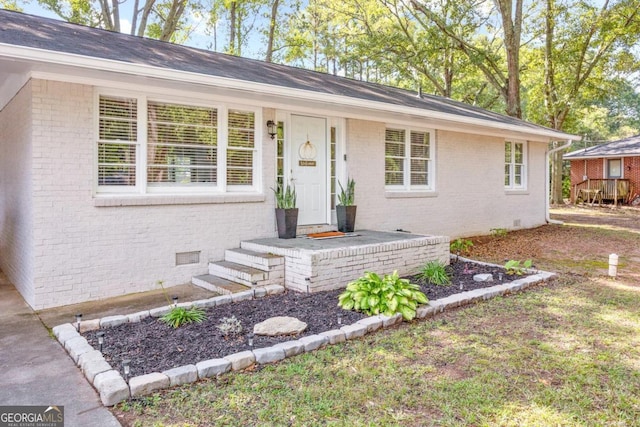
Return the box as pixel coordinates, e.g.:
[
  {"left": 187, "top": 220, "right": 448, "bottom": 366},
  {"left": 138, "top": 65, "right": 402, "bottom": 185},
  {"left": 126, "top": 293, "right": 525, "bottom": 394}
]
[{"left": 546, "top": 139, "right": 573, "bottom": 224}]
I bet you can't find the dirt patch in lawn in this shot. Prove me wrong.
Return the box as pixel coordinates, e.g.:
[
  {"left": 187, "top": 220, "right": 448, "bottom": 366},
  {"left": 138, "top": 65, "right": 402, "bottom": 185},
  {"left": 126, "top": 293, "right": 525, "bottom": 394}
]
[{"left": 84, "top": 260, "right": 518, "bottom": 376}]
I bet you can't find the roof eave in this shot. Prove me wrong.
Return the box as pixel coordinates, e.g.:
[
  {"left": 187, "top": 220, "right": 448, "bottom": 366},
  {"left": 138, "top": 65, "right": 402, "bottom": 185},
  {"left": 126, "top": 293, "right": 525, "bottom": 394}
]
[{"left": 0, "top": 43, "right": 580, "bottom": 141}]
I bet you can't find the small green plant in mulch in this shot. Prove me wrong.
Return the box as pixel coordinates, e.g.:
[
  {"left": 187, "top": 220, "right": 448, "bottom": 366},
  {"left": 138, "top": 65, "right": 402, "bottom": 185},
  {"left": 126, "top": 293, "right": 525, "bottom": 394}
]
[
  {"left": 216, "top": 316, "right": 243, "bottom": 337},
  {"left": 338, "top": 271, "right": 428, "bottom": 321},
  {"left": 450, "top": 238, "right": 473, "bottom": 261},
  {"left": 490, "top": 228, "right": 508, "bottom": 238},
  {"left": 419, "top": 260, "right": 451, "bottom": 286},
  {"left": 504, "top": 259, "right": 532, "bottom": 275},
  {"left": 156, "top": 280, "right": 207, "bottom": 328}
]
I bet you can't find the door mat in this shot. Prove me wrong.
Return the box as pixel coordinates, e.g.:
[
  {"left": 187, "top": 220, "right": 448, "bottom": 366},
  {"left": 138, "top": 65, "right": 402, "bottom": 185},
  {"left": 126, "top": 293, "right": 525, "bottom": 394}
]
[{"left": 306, "top": 231, "right": 345, "bottom": 239}]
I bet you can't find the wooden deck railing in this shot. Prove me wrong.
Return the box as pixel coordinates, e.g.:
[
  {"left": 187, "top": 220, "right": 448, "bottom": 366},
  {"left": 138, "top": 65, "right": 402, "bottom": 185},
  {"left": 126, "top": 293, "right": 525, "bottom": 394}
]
[{"left": 573, "top": 179, "right": 631, "bottom": 206}]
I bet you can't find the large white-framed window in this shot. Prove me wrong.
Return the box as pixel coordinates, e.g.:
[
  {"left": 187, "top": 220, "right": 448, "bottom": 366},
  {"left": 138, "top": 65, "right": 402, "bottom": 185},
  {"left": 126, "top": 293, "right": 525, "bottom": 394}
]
[
  {"left": 385, "top": 127, "right": 434, "bottom": 190},
  {"left": 607, "top": 158, "right": 622, "bottom": 178},
  {"left": 96, "top": 91, "right": 261, "bottom": 195},
  {"left": 504, "top": 140, "right": 527, "bottom": 190}
]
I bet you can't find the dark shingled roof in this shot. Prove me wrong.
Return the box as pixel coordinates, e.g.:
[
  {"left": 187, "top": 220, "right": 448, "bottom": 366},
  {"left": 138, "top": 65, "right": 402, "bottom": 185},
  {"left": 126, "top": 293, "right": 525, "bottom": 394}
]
[
  {"left": 564, "top": 135, "right": 640, "bottom": 159},
  {"left": 0, "top": 9, "right": 571, "bottom": 138}
]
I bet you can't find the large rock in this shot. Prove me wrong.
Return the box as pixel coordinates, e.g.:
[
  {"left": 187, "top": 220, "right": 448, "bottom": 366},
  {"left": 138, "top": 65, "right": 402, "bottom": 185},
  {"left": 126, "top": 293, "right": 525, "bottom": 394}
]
[{"left": 253, "top": 316, "right": 307, "bottom": 336}]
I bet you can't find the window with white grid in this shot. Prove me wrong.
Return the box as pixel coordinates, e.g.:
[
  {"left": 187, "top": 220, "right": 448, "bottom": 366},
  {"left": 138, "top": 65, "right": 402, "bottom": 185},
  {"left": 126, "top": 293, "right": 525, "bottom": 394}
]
[
  {"left": 504, "top": 141, "right": 526, "bottom": 189},
  {"left": 96, "top": 92, "right": 259, "bottom": 195},
  {"left": 385, "top": 127, "right": 433, "bottom": 190}
]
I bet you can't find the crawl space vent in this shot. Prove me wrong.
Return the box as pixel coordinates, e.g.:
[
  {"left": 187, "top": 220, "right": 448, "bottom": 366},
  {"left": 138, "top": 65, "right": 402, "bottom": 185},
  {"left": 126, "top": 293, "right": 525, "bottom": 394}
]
[{"left": 176, "top": 251, "right": 200, "bottom": 266}]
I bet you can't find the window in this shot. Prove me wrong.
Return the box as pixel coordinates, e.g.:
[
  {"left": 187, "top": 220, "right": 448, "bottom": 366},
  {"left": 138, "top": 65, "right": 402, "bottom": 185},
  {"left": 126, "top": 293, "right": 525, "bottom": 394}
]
[
  {"left": 504, "top": 141, "right": 526, "bottom": 189},
  {"left": 607, "top": 159, "right": 622, "bottom": 178},
  {"left": 98, "top": 96, "right": 137, "bottom": 187},
  {"left": 97, "top": 93, "right": 260, "bottom": 194},
  {"left": 147, "top": 101, "right": 217, "bottom": 187},
  {"left": 385, "top": 127, "right": 433, "bottom": 190}
]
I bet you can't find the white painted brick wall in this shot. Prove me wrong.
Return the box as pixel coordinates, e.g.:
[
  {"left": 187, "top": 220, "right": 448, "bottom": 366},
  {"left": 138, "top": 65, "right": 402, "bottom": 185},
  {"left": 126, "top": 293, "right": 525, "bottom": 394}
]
[
  {"left": 346, "top": 119, "right": 548, "bottom": 238},
  {"left": 0, "top": 80, "right": 35, "bottom": 306},
  {"left": 24, "top": 80, "right": 279, "bottom": 309}
]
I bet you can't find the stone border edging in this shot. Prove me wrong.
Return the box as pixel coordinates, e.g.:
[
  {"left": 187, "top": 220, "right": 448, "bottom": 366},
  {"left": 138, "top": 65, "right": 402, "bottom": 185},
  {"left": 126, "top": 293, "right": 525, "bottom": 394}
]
[{"left": 52, "top": 269, "right": 556, "bottom": 406}]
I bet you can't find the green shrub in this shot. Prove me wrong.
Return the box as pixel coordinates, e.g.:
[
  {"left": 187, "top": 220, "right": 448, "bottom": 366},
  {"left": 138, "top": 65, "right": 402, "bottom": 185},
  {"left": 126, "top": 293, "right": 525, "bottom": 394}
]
[
  {"left": 338, "top": 271, "right": 428, "bottom": 321},
  {"left": 160, "top": 306, "right": 207, "bottom": 328},
  {"left": 419, "top": 261, "right": 451, "bottom": 286},
  {"left": 504, "top": 259, "right": 533, "bottom": 275},
  {"left": 450, "top": 238, "right": 473, "bottom": 261},
  {"left": 490, "top": 228, "right": 508, "bottom": 238}
]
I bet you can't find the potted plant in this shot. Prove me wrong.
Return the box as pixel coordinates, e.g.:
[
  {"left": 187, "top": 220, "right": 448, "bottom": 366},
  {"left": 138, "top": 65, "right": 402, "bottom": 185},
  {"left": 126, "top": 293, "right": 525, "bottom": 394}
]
[
  {"left": 272, "top": 183, "right": 298, "bottom": 239},
  {"left": 336, "top": 178, "right": 356, "bottom": 232}
]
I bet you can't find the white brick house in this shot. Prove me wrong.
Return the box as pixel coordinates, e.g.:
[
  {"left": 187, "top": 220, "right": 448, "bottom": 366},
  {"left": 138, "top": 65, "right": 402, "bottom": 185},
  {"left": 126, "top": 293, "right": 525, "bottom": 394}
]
[{"left": 0, "top": 10, "right": 578, "bottom": 309}]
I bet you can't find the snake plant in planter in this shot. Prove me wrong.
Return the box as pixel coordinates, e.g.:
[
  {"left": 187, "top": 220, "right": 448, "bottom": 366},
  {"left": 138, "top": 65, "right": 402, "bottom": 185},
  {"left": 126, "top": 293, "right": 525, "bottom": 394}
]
[
  {"left": 272, "top": 183, "right": 298, "bottom": 239},
  {"left": 336, "top": 178, "right": 356, "bottom": 232}
]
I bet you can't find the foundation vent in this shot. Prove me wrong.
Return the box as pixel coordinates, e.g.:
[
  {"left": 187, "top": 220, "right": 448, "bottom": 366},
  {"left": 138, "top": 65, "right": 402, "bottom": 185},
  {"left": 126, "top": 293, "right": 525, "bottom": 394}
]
[
  {"left": 176, "top": 251, "right": 200, "bottom": 266},
  {"left": 513, "top": 219, "right": 521, "bottom": 227}
]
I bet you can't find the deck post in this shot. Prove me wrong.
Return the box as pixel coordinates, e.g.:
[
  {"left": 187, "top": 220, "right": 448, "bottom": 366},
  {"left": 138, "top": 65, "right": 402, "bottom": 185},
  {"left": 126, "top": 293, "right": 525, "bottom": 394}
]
[{"left": 614, "top": 179, "right": 618, "bottom": 207}]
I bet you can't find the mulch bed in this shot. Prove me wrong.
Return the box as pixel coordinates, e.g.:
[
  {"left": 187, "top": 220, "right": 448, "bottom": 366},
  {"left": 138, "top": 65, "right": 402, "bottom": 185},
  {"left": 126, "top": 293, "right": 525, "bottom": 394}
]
[{"left": 84, "top": 259, "right": 520, "bottom": 377}]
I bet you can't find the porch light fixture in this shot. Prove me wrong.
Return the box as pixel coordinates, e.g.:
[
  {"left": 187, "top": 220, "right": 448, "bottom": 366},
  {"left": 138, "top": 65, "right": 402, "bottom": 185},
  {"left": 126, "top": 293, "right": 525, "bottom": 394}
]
[
  {"left": 247, "top": 332, "right": 254, "bottom": 347},
  {"left": 266, "top": 120, "right": 277, "bottom": 139},
  {"left": 122, "top": 359, "right": 131, "bottom": 381},
  {"left": 96, "top": 331, "right": 105, "bottom": 353},
  {"left": 75, "top": 313, "right": 82, "bottom": 332}
]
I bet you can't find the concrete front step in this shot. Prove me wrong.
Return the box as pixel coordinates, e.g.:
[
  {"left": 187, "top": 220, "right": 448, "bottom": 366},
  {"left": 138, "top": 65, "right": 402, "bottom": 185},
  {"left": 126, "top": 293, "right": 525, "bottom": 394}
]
[
  {"left": 209, "top": 261, "right": 269, "bottom": 287},
  {"left": 224, "top": 248, "right": 284, "bottom": 271},
  {"left": 192, "top": 274, "right": 251, "bottom": 295}
]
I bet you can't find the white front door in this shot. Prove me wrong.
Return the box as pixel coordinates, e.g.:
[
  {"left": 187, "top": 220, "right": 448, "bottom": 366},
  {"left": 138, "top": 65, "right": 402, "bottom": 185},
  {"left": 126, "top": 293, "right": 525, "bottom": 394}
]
[{"left": 290, "top": 114, "right": 327, "bottom": 225}]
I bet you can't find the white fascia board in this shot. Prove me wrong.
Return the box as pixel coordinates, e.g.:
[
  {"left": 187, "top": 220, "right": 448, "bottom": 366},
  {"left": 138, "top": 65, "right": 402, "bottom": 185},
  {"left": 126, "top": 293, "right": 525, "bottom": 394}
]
[
  {"left": 0, "top": 43, "right": 580, "bottom": 141},
  {"left": 565, "top": 153, "right": 639, "bottom": 160}
]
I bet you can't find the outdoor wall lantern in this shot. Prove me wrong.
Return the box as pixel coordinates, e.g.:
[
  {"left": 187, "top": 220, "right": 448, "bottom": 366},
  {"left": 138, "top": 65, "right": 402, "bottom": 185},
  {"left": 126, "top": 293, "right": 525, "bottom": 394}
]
[
  {"left": 96, "top": 331, "right": 105, "bottom": 353},
  {"left": 266, "top": 120, "right": 277, "bottom": 139},
  {"left": 75, "top": 313, "right": 82, "bottom": 332}
]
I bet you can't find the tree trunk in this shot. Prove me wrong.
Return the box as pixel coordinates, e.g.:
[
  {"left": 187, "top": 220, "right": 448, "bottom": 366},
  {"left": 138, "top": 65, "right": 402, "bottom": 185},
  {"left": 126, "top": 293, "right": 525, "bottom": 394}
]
[
  {"left": 496, "top": 0, "right": 523, "bottom": 118},
  {"left": 137, "top": 0, "right": 157, "bottom": 37},
  {"left": 229, "top": 1, "right": 237, "bottom": 54},
  {"left": 160, "top": 0, "right": 187, "bottom": 41},
  {"left": 265, "top": 0, "right": 280, "bottom": 62}
]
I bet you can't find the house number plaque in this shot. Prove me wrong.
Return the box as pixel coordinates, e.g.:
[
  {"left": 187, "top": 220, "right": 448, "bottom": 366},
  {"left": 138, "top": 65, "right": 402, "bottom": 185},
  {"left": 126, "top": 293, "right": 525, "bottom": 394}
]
[{"left": 299, "top": 160, "right": 316, "bottom": 167}]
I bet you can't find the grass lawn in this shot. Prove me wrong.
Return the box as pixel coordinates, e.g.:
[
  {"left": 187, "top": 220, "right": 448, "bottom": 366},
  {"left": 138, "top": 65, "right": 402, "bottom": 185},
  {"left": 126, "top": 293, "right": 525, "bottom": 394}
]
[{"left": 113, "top": 207, "right": 640, "bottom": 426}]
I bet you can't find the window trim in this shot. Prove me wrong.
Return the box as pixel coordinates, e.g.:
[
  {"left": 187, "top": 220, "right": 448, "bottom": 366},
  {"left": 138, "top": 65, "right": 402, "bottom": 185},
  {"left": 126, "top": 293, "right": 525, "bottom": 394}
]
[
  {"left": 94, "top": 89, "right": 262, "bottom": 196},
  {"left": 384, "top": 125, "right": 435, "bottom": 192},
  {"left": 504, "top": 140, "right": 527, "bottom": 191}
]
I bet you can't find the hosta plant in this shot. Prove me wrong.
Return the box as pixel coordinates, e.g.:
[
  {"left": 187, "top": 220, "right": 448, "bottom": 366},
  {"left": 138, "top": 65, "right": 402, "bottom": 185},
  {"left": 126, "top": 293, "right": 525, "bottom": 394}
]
[
  {"left": 338, "top": 271, "right": 428, "bottom": 321},
  {"left": 504, "top": 259, "right": 533, "bottom": 275}
]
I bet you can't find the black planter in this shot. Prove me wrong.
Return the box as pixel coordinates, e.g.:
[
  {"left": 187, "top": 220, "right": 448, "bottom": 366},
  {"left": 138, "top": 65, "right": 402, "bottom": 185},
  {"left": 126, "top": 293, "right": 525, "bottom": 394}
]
[
  {"left": 336, "top": 205, "right": 357, "bottom": 232},
  {"left": 275, "top": 208, "right": 298, "bottom": 239}
]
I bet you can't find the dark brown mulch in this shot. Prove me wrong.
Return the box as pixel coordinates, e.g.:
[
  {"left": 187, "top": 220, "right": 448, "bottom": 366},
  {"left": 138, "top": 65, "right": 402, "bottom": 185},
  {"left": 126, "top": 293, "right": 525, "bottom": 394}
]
[{"left": 84, "top": 260, "right": 518, "bottom": 377}]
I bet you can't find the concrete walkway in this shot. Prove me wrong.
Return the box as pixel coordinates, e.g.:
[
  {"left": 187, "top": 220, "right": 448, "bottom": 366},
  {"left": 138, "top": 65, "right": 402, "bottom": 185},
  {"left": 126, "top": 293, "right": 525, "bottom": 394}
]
[{"left": 0, "top": 272, "right": 122, "bottom": 427}]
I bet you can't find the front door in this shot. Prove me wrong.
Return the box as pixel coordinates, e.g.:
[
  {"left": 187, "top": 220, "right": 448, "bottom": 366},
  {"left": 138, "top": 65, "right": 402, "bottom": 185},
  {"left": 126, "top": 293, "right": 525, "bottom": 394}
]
[{"left": 290, "top": 114, "right": 327, "bottom": 225}]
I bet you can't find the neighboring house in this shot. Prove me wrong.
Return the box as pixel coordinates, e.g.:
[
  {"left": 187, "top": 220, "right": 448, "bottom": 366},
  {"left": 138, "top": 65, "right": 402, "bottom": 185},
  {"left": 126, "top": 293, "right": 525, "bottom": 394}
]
[
  {"left": 0, "top": 10, "right": 578, "bottom": 309},
  {"left": 564, "top": 135, "right": 640, "bottom": 205}
]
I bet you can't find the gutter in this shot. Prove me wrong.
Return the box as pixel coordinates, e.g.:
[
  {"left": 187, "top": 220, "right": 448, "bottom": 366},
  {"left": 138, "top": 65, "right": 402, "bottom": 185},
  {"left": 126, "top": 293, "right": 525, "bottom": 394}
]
[{"left": 546, "top": 139, "right": 573, "bottom": 224}]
